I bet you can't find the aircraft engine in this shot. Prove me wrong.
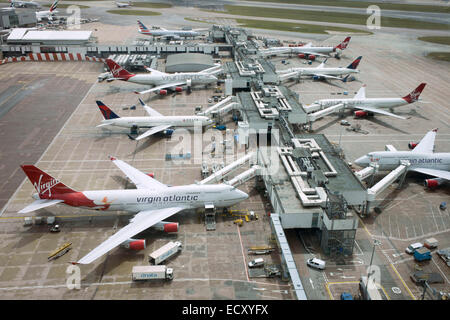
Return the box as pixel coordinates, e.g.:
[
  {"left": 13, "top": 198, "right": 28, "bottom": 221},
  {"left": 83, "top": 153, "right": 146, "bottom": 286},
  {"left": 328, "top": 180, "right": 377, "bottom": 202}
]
[
  {"left": 152, "top": 221, "right": 179, "bottom": 233},
  {"left": 354, "top": 110, "right": 368, "bottom": 118},
  {"left": 159, "top": 89, "right": 168, "bottom": 96},
  {"left": 298, "top": 53, "right": 306, "bottom": 59},
  {"left": 121, "top": 239, "right": 146, "bottom": 250},
  {"left": 308, "top": 54, "right": 316, "bottom": 61},
  {"left": 424, "top": 178, "right": 445, "bottom": 189},
  {"left": 175, "top": 86, "right": 183, "bottom": 92},
  {"left": 408, "top": 142, "right": 418, "bottom": 149}
]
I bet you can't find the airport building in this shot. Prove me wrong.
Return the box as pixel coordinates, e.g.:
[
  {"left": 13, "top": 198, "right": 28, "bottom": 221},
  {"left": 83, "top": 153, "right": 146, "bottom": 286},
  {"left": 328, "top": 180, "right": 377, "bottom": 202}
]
[
  {"left": 0, "top": 8, "right": 36, "bottom": 29},
  {"left": 165, "top": 52, "right": 215, "bottom": 72}
]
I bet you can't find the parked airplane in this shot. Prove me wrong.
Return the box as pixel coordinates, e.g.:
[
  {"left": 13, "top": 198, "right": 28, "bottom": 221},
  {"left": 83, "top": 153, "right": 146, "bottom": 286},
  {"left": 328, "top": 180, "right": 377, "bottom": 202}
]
[
  {"left": 278, "top": 56, "right": 362, "bottom": 81},
  {"left": 104, "top": 58, "right": 220, "bottom": 95},
  {"left": 19, "top": 157, "right": 248, "bottom": 264},
  {"left": 306, "top": 83, "right": 427, "bottom": 120},
  {"left": 35, "top": 0, "right": 58, "bottom": 22},
  {"left": 137, "top": 20, "right": 204, "bottom": 39},
  {"left": 354, "top": 129, "right": 450, "bottom": 189},
  {"left": 9, "top": 0, "right": 40, "bottom": 9},
  {"left": 261, "top": 37, "right": 351, "bottom": 59},
  {"left": 96, "top": 99, "right": 213, "bottom": 140},
  {"left": 116, "top": 1, "right": 132, "bottom": 8}
]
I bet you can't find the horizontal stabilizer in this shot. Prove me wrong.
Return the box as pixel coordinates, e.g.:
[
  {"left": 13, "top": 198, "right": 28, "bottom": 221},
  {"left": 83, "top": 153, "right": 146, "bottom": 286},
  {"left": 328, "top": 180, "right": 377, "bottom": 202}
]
[{"left": 19, "top": 199, "right": 64, "bottom": 214}]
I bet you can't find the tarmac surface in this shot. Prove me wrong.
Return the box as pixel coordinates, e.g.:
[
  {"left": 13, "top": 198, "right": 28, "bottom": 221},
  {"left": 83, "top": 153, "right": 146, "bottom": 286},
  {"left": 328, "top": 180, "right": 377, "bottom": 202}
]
[{"left": 0, "top": 5, "right": 449, "bottom": 300}]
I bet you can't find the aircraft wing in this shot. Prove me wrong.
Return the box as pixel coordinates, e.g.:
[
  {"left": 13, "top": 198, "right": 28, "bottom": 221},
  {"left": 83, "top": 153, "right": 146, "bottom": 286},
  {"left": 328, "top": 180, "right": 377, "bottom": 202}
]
[
  {"left": 262, "top": 48, "right": 291, "bottom": 56},
  {"left": 411, "top": 129, "right": 437, "bottom": 154},
  {"left": 409, "top": 168, "right": 450, "bottom": 181},
  {"left": 353, "top": 105, "right": 406, "bottom": 119},
  {"left": 298, "top": 51, "right": 330, "bottom": 58},
  {"left": 111, "top": 157, "right": 166, "bottom": 189},
  {"left": 199, "top": 64, "right": 222, "bottom": 74},
  {"left": 134, "top": 81, "right": 187, "bottom": 95},
  {"left": 138, "top": 98, "right": 162, "bottom": 117},
  {"left": 311, "top": 73, "right": 344, "bottom": 81},
  {"left": 134, "top": 124, "right": 172, "bottom": 141},
  {"left": 75, "top": 207, "right": 185, "bottom": 264},
  {"left": 18, "top": 199, "right": 64, "bottom": 214}
]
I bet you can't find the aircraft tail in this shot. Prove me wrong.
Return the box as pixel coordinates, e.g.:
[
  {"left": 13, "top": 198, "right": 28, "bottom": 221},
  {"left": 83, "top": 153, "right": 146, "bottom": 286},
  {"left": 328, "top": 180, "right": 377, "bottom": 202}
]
[
  {"left": 347, "top": 56, "right": 362, "bottom": 70},
  {"left": 96, "top": 101, "right": 120, "bottom": 120},
  {"left": 21, "top": 165, "right": 76, "bottom": 197},
  {"left": 335, "top": 36, "right": 351, "bottom": 50},
  {"left": 137, "top": 20, "right": 150, "bottom": 34},
  {"left": 402, "top": 83, "right": 426, "bottom": 103},
  {"left": 49, "top": 0, "right": 58, "bottom": 12},
  {"left": 105, "top": 59, "right": 134, "bottom": 80}
]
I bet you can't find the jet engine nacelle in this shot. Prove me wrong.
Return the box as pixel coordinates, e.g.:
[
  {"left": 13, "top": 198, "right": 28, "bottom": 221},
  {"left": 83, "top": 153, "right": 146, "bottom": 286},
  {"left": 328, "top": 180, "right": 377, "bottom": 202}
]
[
  {"left": 298, "top": 53, "right": 306, "bottom": 59},
  {"left": 308, "top": 54, "right": 316, "bottom": 61},
  {"left": 354, "top": 110, "right": 368, "bottom": 118},
  {"left": 159, "top": 89, "right": 168, "bottom": 96},
  {"left": 424, "top": 178, "right": 445, "bottom": 189},
  {"left": 163, "top": 129, "right": 174, "bottom": 136},
  {"left": 408, "top": 142, "right": 418, "bottom": 149},
  {"left": 121, "top": 238, "right": 146, "bottom": 250},
  {"left": 175, "top": 86, "right": 183, "bottom": 92},
  {"left": 152, "top": 221, "right": 179, "bottom": 233}
]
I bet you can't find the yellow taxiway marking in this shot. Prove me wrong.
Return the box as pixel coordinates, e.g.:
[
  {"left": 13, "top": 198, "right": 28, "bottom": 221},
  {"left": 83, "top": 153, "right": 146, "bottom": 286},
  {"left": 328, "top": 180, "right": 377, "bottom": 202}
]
[
  {"left": 326, "top": 281, "right": 391, "bottom": 300},
  {"left": 390, "top": 264, "right": 416, "bottom": 300}
]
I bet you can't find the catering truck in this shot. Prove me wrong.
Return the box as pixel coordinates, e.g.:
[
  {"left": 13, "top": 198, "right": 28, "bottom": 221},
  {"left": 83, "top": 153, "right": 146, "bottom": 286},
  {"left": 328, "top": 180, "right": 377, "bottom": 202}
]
[
  {"left": 149, "top": 241, "right": 182, "bottom": 265},
  {"left": 131, "top": 266, "right": 174, "bottom": 281}
]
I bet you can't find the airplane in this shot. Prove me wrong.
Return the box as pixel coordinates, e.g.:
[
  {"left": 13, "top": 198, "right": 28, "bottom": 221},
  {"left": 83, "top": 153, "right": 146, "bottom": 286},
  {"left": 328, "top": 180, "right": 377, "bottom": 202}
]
[
  {"left": 305, "top": 83, "right": 427, "bottom": 120},
  {"left": 260, "top": 37, "right": 351, "bottom": 60},
  {"left": 137, "top": 20, "right": 205, "bottom": 40},
  {"left": 96, "top": 99, "right": 214, "bottom": 140},
  {"left": 35, "top": 0, "right": 58, "bottom": 22},
  {"left": 9, "top": 0, "right": 41, "bottom": 9},
  {"left": 277, "top": 56, "right": 362, "bottom": 81},
  {"left": 115, "top": 1, "right": 132, "bottom": 8},
  {"left": 104, "top": 58, "right": 221, "bottom": 95},
  {"left": 19, "top": 157, "right": 249, "bottom": 264},
  {"left": 354, "top": 129, "right": 450, "bottom": 189}
]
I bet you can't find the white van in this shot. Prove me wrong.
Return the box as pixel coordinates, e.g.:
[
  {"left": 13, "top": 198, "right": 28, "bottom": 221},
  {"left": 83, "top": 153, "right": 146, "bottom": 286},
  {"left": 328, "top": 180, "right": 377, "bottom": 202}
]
[
  {"left": 307, "top": 258, "right": 326, "bottom": 270},
  {"left": 248, "top": 258, "right": 264, "bottom": 268},
  {"left": 406, "top": 242, "right": 423, "bottom": 254}
]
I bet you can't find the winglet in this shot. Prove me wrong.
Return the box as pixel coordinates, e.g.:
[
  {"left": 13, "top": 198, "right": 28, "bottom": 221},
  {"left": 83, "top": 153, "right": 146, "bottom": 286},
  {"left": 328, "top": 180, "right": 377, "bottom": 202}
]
[
  {"left": 341, "top": 75, "right": 350, "bottom": 83},
  {"left": 432, "top": 128, "right": 438, "bottom": 132},
  {"left": 138, "top": 98, "right": 146, "bottom": 106},
  {"left": 109, "top": 156, "right": 117, "bottom": 161},
  {"left": 70, "top": 262, "right": 79, "bottom": 265}
]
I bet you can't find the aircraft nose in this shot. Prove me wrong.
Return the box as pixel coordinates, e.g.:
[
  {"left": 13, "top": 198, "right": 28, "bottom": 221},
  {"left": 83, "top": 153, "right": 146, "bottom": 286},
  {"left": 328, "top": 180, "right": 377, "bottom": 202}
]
[
  {"left": 237, "top": 189, "right": 249, "bottom": 200},
  {"left": 354, "top": 155, "right": 370, "bottom": 167}
]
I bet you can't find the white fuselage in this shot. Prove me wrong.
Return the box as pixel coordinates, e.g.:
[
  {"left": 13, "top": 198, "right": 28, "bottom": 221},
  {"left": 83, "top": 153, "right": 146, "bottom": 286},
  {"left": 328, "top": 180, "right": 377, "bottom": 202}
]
[
  {"left": 139, "top": 30, "right": 200, "bottom": 38},
  {"left": 278, "top": 67, "right": 358, "bottom": 77},
  {"left": 69, "top": 184, "right": 247, "bottom": 212},
  {"left": 100, "top": 115, "right": 213, "bottom": 129},
  {"left": 264, "top": 46, "right": 334, "bottom": 55},
  {"left": 355, "top": 151, "right": 450, "bottom": 172},
  {"left": 128, "top": 73, "right": 216, "bottom": 86},
  {"left": 309, "top": 97, "right": 408, "bottom": 111}
]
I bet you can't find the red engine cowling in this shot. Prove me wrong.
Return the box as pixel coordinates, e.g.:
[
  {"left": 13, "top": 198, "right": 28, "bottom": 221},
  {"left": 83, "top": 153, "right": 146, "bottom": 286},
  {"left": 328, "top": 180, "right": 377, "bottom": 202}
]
[
  {"left": 298, "top": 53, "right": 306, "bottom": 59},
  {"left": 152, "top": 221, "right": 179, "bottom": 233},
  {"left": 308, "top": 54, "right": 316, "bottom": 61},
  {"left": 175, "top": 86, "right": 183, "bottom": 93},
  {"left": 163, "top": 223, "right": 179, "bottom": 233},
  {"left": 147, "top": 172, "right": 154, "bottom": 178},
  {"left": 424, "top": 179, "right": 443, "bottom": 189},
  {"left": 121, "top": 239, "right": 146, "bottom": 250},
  {"left": 408, "top": 142, "right": 418, "bottom": 149},
  {"left": 159, "top": 89, "right": 168, "bottom": 96},
  {"left": 354, "top": 110, "right": 368, "bottom": 118}
]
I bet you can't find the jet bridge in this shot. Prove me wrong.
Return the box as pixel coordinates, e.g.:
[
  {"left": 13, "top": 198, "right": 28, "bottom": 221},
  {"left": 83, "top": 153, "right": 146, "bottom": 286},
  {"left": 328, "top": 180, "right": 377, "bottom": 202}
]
[
  {"left": 199, "top": 152, "right": 257, "bottom": 185},
  {"left": 197, "top": 96, "right": 240, "bottom": 118},
  {"left": 363, "top": 160, "right": 410, "bottom": 215}
]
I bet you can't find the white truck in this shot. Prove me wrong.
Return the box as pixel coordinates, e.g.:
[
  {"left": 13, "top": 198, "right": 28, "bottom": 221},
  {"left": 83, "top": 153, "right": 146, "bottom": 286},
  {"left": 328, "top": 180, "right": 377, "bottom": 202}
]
[
  {"left": 132, "top": 265, "right": 174, "bottom": 281},
  {"left": 149, "top": 241, "right": 182, "bottom": 265}
]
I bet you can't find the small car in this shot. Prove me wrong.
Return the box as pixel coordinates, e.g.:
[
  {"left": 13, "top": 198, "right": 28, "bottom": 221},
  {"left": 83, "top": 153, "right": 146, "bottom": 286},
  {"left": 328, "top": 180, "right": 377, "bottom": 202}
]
[
  {"left": 406, "top": 242, "right": 423, "bottom": 254},
  {"left": 307, "top": 258, "right": 326, "bottom": 270},
  {"left": 248, "top": 258, "right": 264, "bottom": 268}
]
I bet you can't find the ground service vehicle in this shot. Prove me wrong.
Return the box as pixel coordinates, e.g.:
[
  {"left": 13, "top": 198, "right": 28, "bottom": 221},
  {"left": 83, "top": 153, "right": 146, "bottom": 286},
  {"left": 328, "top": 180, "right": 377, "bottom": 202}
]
[
  {"left": 406, "top": 242, "right": 423, "bottom": 254},
  {"left": 248, "top": 258, "right": 264, "bottom": 268},
  {"left": 132, "top": 265, "right": 173, "bottom": 281},
  {"left": 307, "top": 258, "right": 326, "bottom": 270},
  {"left": 149, "top": 241, "right": 182, "bottom": 265}
]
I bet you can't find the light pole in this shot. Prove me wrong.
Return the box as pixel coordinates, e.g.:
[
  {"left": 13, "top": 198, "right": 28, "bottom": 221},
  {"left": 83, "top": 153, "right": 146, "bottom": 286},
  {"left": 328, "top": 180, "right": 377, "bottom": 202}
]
[{"left": 365, "top": 239, "right": 381, "bottom": 300}]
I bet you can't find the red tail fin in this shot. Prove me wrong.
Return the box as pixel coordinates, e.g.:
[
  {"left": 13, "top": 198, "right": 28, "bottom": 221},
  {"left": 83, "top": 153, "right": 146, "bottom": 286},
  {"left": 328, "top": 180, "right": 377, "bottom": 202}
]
[
  {"left": 21, "top": 165, "right": 75, "bottom": 197},
  {"left": 402, "top": 83, "right": 426, "bottom": 103},
  {"left": 335, "top": 36, "right": 351, "bottom": 50},
  {"left": 105, "top": 59, "right": 134, "bottom": 80}
]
